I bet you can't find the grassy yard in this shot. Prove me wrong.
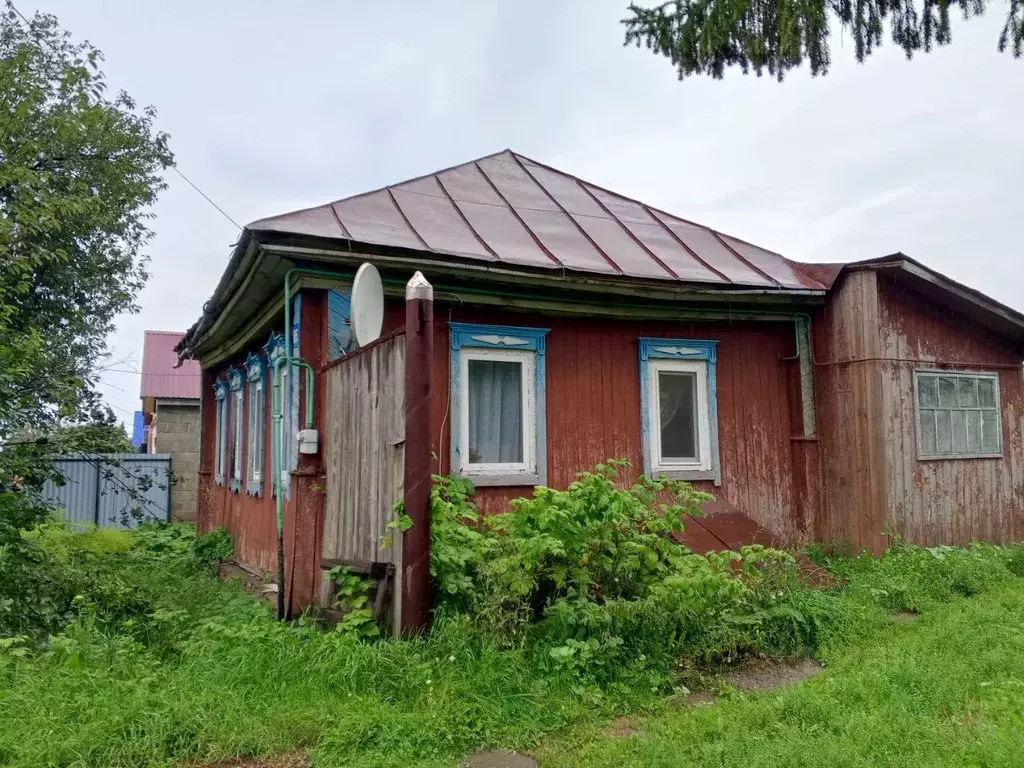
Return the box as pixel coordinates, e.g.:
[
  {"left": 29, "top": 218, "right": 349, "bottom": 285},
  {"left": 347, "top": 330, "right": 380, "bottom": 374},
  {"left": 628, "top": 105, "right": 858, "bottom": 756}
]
[
  {"left": 1, "top": 518, "right": 1023, "bottom": 768},
  {"left": 537, "top": 579, "right": 1024, "bottom": 767}
]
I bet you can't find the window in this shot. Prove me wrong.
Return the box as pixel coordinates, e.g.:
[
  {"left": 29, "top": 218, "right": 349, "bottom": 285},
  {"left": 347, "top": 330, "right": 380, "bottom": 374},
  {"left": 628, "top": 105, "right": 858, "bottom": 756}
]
[
  {"left": 915, "top": 371, "right": 1002, "bottom": 458},
  {"left": 449, "top": 322, "right": 549, "bottom": 486},
  {"left": 263, "top": 331, "right": 288, "bottom": 498},
  {"left": 228, "top": 367, "right": 245, "bottom": 492},
  {"left": 639, "top": 338, "right": 720, "bottom": 483},
  {"left": 245, "top": 353, "right": 266, "bottom": 496},
  {"left": 213, "top": 379, "right": 229, "bottom": 486}
]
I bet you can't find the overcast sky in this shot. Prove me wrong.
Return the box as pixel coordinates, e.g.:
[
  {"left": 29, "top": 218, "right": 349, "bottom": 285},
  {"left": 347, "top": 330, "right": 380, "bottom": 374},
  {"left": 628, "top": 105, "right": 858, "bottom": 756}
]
[{"left": 31, "top": 1, "right": 1024, "bottom": 425}]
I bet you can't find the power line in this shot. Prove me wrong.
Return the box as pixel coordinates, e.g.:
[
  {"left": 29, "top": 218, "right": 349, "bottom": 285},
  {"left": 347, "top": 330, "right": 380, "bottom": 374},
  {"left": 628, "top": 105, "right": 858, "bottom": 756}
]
[{"left": 170, "top": 165, "right": 242, "bottom": 231}]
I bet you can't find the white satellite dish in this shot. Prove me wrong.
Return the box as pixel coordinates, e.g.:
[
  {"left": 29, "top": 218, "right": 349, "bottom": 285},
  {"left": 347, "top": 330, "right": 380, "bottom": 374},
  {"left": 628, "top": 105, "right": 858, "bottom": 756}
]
[{"left": 350, "top": 262, "right": 384, "bottom": 346}]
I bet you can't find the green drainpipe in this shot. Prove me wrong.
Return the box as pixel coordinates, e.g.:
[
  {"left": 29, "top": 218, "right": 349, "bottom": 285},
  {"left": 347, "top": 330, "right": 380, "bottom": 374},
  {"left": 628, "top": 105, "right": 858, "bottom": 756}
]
[{"left": 271, "top": 267, "right": 351, "bottom": 620}]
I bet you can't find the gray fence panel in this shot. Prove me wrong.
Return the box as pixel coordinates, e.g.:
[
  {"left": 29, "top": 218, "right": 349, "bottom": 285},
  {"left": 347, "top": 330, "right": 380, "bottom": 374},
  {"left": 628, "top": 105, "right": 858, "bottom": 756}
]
[{"left": 41, "top": 454, "right": 172, "bottom": 529}]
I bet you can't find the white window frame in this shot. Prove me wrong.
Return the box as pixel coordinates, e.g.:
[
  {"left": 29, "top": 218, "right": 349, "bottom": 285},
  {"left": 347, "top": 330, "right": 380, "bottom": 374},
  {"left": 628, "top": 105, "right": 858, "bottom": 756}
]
[
  {"left": 914, "top": 369, "right": 1002, "bottom": 459},
  {"left": 248, "top": 379, "right": 264, "bottom": 486},
  {"left": 230, "top": 387, "right": 244, "bottom": 489},
  {"left": 458, "top": 347, "right": 537, "bottom": 481},
  {"left": 647, "top": 359, "right": 712, "bottom": 474},
  {"left": 214, "top": 383, "right": 228, "bottom": 486}
]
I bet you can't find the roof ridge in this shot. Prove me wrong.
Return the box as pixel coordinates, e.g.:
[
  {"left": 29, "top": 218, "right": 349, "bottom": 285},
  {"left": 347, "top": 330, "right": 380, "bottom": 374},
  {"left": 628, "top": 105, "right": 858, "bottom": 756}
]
[{"left": 247, "top": 148, "right": 517, "bottom": 230}]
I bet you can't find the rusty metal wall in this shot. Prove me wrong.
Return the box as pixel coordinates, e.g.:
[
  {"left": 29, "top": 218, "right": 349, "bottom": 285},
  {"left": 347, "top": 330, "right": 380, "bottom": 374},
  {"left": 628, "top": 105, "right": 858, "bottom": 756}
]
[
  {"left": 878, "top": 276, "right": 1024, "bottom": 546},
  {"left": 428, "top": 306, "right": 807, "bottom": 543},
  {"left": 321, "top": 332, "right": 406, "bottom": 616}
]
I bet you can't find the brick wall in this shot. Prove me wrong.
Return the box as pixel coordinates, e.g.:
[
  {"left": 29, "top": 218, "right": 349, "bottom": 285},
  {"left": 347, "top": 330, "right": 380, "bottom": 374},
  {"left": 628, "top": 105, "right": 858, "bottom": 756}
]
[{"left": 154, "top": 403, "right": 201, "bottom": 522}]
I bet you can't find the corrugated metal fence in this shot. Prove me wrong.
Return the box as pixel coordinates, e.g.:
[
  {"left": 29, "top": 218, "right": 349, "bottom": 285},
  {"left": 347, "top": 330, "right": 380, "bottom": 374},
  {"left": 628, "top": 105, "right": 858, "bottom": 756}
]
[
  {"left": 41, "top": 454, "right": 172, "bottom": 529},
  {"left": 321, "top": 333, "right": 406, "bottom": 631}
]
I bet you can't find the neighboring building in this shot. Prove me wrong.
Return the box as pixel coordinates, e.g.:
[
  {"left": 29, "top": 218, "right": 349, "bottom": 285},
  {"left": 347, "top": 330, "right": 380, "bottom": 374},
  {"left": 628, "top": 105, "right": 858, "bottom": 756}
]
[
  {"left": 141, "top": 330, "right": 202, "bottom": 521},
  {"left": 178, "top": 150, "right": 1024, "bottom": 617}
]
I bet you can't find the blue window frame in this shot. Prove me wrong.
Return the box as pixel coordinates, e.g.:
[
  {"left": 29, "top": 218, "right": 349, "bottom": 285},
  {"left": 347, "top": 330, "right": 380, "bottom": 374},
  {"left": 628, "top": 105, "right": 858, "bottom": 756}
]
[
  {"left": 449, "top": 322, "right": 549, "bottom": 486},
  {"left": 213, "top": 379, "right": 229, "bottom": 486},
  {"left": 263, "top": 331, "right": 288, "bottom": 498},
  {"left": 638, "top": 337, "right": 721, "bottom": 485},
  {"left": 245, "top": 353, "right": 267, "bottom": 496},
  {"left": 228, "top": 366, "right": 245, "bottom": 493}
]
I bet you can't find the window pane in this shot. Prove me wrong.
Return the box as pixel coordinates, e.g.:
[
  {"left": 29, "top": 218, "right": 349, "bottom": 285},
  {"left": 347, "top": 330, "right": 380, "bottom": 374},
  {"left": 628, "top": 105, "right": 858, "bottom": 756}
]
[
  {"left": 951, "top": 410, "right": 967, "bottom": 453},
  {"left": 978, "top": 378, "right": 997, "bottom": 408},
  {"left": 918, "top": 409, "right": 937, "bottom": 455},
  {"left": 467, "top": 359, "right": 523, "bottom": 464},
  {"left": 935, "top": 410, "right": 953, "bottom": 454},
  {"left": 658, "top": 371, "right": 697, "bottom": 461},
  {"left": 938, "top": 377, "right": 957, "bottom": 407},
  {"left": 917, "top": 376, "right": 938, "bottom": 407},
  {"left": 957, "top": 378, "right": 978, "bottom": 407},
  {"left": 982, "top": 411, "right": 1001, "bottom": 453},
  {"left": 966, "top": 410, "right": 982, "bottom": 453}
]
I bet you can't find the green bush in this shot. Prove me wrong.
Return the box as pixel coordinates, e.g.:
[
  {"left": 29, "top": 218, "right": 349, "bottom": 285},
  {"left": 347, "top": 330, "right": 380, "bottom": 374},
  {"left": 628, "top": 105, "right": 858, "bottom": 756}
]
[
  {"left": 192, "top": 526, "right": 233, "bottom": 568},
  {"left": 429, "top": 460, "right": 843, "bottom": 687}
]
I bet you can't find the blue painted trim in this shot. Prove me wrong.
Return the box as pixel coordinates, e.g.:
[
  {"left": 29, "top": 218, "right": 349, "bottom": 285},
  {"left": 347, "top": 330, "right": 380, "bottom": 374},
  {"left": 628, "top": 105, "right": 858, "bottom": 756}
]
[
  {"left": 448, "top": 322, "right": 550, "bottom": 486},
  {"left": 227, "top": 367, "right": 245, "bottom": 493},
  {"left": 262, "top": 332, "right": 284, "bottom": 498},
  {"left": 213, "top": 379, "right": 228, "bottom": 486},
  {"left": 638, "top": 337, "right": 721, "bottom": 485},
  {"left": 245, "top": 354, "right": 267, "bottom": 497}
]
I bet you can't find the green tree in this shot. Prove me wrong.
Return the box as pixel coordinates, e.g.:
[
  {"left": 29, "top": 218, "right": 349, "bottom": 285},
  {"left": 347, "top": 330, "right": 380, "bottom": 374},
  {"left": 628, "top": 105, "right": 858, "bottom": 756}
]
[
  {"left": 0, "top": 3, "right": 172, "bottom": 455},
  {"left": 623, "top": 0, "right": 1024, "bottom": 80}
]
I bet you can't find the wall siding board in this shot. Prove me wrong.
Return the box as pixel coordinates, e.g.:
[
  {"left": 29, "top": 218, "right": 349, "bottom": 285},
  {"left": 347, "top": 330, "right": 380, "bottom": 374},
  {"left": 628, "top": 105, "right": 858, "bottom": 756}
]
[
  {"left": 426, "top": 305, "right": 803, "bottom": 541},
  {"left": 878, "top": 276, "right": 1024, "bottom": 546},
  {"left": 817, "top": 272, "right": 1024, "bottom": 551},
  {"left": 321, "top": 334, "right": 406, "bottom": 607}
]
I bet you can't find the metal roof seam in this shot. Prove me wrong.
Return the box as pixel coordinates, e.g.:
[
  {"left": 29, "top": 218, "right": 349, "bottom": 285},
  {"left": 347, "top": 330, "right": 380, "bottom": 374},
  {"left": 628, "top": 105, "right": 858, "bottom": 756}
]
[
  {"left": 472, "top": 159, "right": 564, "bottom": 268},
  {"left": 574, "top": 179, "right": 679, "bottom": 280},
  {"left": 328, "top": 203, "right": 351, "bottom": 239},
  {"left": 385, "top": 188, "right": 431, "bottom": 250},
  {"left": 508, "top": 152, "right": 624, "bottom": 275},
  {"left": 641, "top": 204, "right": 733, "bottom": 283},
  {"left": 710, "top": 230, "right": 783, "bottom": 287},
  {"left": 433, "top": 173, "right": 503, "bottom": 261}
]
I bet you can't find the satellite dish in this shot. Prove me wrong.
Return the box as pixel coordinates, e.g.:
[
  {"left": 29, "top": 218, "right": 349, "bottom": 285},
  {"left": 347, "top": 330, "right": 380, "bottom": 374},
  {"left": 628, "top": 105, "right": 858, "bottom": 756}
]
[{"left": 350, "top": 263, "right": 383, "bottom": 346}]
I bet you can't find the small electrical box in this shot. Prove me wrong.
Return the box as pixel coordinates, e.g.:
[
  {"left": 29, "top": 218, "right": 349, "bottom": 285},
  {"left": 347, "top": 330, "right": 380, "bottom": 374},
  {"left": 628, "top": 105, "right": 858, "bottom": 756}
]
[{"left": 297, "top": 429, "right": 319, "bottom": 455}]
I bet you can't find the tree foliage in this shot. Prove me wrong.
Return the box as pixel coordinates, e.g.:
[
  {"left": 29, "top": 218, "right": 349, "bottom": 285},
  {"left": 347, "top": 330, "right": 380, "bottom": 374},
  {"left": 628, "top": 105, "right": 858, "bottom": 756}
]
[
  {"left": 623, "top": 0, "right": 1024, "bottom": 79},
  {"left": 0, "top": 3, "right": 173, "bottom": 444}
]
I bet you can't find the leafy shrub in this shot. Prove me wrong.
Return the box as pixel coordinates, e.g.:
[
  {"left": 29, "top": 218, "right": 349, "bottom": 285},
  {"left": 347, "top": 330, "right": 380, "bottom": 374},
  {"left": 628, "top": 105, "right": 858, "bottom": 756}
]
[
  {"left": 192, "top": 526, "right": 233, "bottom": 568},
  {"left": 429, "top": 460, "right": 839, "bottom": 686},
  {"left": 132, "top": 521, "right": 196, "bottom": 558}
]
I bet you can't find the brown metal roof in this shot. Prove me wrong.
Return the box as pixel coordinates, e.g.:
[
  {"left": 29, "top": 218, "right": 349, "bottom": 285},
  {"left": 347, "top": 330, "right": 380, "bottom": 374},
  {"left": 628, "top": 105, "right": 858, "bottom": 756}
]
[{"left": 248, "top": 150, "right": 827, "bottom": 291}]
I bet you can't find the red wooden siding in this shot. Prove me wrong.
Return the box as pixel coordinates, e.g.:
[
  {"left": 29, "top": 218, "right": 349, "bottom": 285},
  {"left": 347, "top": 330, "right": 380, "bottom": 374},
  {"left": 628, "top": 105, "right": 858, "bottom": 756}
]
[
  {"left": 878, "top": 276, "right": 1024, "bottom": 546},
  {"left": 813, "top": 270, "right": 890, "bottom": 551},
  {"left": 197, "top": 290, "right": 329, "bottom": 614},
  {"left": 815, "top": 270, "right": 1024, "bottom": 551},
  {"left": 425, "top": 306, "right": 809, "bottom": 542}
]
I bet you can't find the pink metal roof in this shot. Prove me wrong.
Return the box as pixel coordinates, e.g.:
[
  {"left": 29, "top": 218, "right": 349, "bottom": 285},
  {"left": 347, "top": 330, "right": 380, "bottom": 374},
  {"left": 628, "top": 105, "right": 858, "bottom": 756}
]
[
  {"left": 141, "top": 331, "right": 201, "bottom": 400},
  {"left": 248, "top": 150, "right": 827, "bottom": 291}
]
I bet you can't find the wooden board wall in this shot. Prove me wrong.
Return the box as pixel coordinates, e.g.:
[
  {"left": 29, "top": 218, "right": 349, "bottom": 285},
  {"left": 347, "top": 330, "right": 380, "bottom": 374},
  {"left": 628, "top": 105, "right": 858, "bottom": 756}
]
[
  {"left": 424, "top": 306, "right": 809, "bottom": 543},
  {"left": 878, "top": 276, "right": 1024, "bottom": 546},
  {"left": 321, "top": 333, "right": 406, "bottom": 617},
  {"left": 815, "top": 271, "right": 1024, "bottom": 551},
  {"left": 813, "top": 270, "right": 889, "bottom": 551}
]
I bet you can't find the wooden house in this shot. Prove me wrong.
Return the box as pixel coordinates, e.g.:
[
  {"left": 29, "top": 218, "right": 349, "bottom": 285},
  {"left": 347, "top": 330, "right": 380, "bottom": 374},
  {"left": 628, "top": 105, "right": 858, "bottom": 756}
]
[{"left": 178, "top": 151, "right": 1024, "bottom": 621}]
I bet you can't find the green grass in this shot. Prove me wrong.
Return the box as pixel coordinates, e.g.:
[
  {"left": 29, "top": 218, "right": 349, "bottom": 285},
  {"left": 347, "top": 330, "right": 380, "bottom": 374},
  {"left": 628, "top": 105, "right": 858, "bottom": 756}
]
[
  {"left": 1, "top": 528, "right": 1023, "bottom": 767},
  {"left": 536, "top": 580, "right": 1024, "bottom": 767}
]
